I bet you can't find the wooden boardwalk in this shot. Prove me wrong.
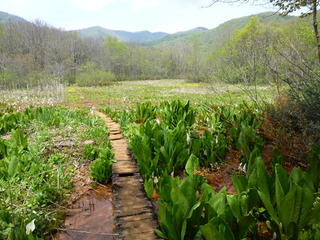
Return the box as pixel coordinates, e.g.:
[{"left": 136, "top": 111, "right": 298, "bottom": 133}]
[
  {"left": 74, "top": 88, "right": 159, "bottom": 239},
  {"left": 98, "top": 114, "right": 159, "bottom": 239}
]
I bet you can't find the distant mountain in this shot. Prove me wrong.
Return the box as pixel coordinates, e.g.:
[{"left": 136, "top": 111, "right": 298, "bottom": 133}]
[
  {"left": 175, "top": 27, "right": 209, "bottom": 34},
  {"left": 75, "top": 26, "right": 169, "bottom": 42},
  {"left": 0, "top": 10, "right": 297, "bottom": 47},
  {"left": 0, "top": 11, "right": 27, "bottom": 24},
  {"left": 145, "top": 12, "right": 296, "bottom": 51}
]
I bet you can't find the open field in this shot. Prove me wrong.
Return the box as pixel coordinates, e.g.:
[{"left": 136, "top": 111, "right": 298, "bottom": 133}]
[
  {"left": 75, "top": 79, "right": 279, "bottom": 110},
  {"left": 0, "top": 80, "right": 280, "bottom": 110}
]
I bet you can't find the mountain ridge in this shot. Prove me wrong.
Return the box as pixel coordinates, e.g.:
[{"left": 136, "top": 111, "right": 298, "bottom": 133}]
[
  {"left": 0, "top": 11, "right": 296, "bottom": 45},
  {"left": 143, "top": 12, "right": 296, "bottom": 50},
  {"left": 0, "top": 11, "right": 28, "bottom": 24},
  {"left": 75, "top": 26, "right": 169, "bottom": 42}
]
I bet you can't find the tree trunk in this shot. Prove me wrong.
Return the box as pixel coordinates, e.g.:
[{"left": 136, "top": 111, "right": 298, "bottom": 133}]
[{"left": 313, "top": 1, "right": 320, "bottom": 64}]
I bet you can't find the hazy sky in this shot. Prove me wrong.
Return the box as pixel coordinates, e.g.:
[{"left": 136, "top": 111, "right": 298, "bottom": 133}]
[{"left": 1, "top": 0, "right": 279, "bottom": 33}]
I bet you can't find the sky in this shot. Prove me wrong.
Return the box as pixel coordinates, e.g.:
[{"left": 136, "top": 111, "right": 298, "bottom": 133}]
[{"left": 1, "top": 0, "right": 281, "bottom": 33}]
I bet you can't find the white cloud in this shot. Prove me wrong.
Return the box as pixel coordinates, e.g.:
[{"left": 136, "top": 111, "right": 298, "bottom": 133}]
[{"left": 71, "top": 0, "right": 115, "bottom": 11}]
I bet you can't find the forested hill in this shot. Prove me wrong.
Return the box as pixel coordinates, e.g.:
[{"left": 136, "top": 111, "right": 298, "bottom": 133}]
[
  {"left": 144, "top": 12, "right": 296, "bottom": 50},
  {"left": 75, "top": 26, "right": 169, "bottom": 42},
  {"left": 0, "top": 10, "right": 295, "bottom": 45},
  {"left": 0, "top": 11, "right": 27, "bottom": 24}
]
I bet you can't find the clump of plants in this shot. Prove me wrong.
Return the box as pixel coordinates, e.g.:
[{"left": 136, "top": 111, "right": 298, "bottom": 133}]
[
  {"left": 0, "top": 106, "right": 112, "bottom": 239},
  {"left": 89, "top": 147, "right": 114, "bottom": 183}
]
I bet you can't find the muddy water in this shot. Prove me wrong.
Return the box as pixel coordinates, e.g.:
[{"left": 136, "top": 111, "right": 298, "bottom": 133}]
[{"left": 53, "top": 184, "right": 115, "bottom": 240}]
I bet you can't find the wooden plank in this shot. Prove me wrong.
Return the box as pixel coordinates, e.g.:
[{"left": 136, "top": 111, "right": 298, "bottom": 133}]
[{"left": 103, "top": 113, "right": 159, "bottom": 239}]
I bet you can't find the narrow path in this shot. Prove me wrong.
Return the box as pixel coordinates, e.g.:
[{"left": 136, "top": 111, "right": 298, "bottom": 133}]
[{"left": 74, "top": 88, "right": 159, "bottom": 239}]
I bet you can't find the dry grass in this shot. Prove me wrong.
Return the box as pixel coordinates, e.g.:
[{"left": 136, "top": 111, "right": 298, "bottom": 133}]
[{"left": 0, "top": 82, "right": 65, "bottom": 108}]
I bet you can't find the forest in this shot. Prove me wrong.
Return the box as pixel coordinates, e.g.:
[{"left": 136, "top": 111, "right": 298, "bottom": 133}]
[{"left": 0, "top": 11, "right": 318, "bottom": 87}]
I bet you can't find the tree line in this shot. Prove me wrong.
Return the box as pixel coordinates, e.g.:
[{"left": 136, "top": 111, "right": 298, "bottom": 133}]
[
  {"left": 0, "top": 15, "right": 318, "bottom": 88},
  {"left": 0, "top": 20, "right": 209, "bottom": 88}
]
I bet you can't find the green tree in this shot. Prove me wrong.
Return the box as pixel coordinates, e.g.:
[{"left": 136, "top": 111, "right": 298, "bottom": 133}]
[
  {"left": 210, "top": 17, "right": 271, "bottom": 84},
  {"left": 208, "top": 0, "right": 320, "bottom": 64},
  {"left": 104, "top": 36, "right": 129, "bottom": 80},
  {"left": 76, "top": 61, "right": 115, "bottom": 86}
]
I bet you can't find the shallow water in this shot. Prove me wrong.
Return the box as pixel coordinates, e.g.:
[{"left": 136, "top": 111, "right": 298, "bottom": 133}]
[{"left": 53, "top": 184, "right": 114, "bottom": 240}]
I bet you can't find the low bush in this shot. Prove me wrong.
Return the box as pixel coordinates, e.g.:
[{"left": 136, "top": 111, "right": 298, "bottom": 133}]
[
  {"left": 263, "top": 92, "right": 320, "bottom": 161},
  {"left": 76, "top": 62, "right": 116, "bottom": 87}
]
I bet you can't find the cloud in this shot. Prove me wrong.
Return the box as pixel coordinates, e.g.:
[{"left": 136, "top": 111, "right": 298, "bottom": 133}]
[{"left": 71, "top": 0, "right": 116, "bottom": 11}]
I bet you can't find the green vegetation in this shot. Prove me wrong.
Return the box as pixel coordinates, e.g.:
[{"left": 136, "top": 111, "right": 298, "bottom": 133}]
[
  {"left": 0, "top": 106, "right": 113, "bottom": 239},
  {"left": 76, "top": 62, "right": 116, "bottom": 86},
  {"left": 89, "top": 147, "right": 114, "bottom": 183},
  {"left": 1, "top": 5, "right": 320, "bottom": 240},
  {"left": 103, "top": 98, "right": 320, "bottom": 239}
]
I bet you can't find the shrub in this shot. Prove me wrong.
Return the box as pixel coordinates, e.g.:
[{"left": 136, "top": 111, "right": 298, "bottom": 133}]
[
  {"left": 263, "top": 92, "right": 320, "bottom": 161},
  {"left": 89, "top": 147, "right": 114, "bottom": 183},
  {"left": 76, "top": 62, "right": 116, "bottom": 86}
]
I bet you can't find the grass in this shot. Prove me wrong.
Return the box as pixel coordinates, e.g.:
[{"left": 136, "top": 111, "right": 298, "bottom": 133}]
[
  {"left": 74, "top": 79, "right": 280, "bottom": 110},
  {"left": 0, "top": 80, "right": 279, "bottom": 110},
  {"left": 0, "top": 83, "right": 66, "bottom": 108}
]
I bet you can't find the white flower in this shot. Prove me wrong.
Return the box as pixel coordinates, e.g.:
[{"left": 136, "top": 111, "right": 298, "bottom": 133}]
[
  {"left": 238, "top": 163, "right": 246, "bottom": 173},
  {"left": 215, "top": 136, "right": 218, "bottom": 144},
  {"left": 26, "top": 219, "right": 36, "bottom": 235},
  {"left": 153, "top": 176, "right": 158, "bottom": 184},
  {"left": 186, "top": 133, "right": 191, "bottom": 144},
  {"left": 156, "top": 119, "right": 160, "bottom": 124},
  {"left": 204, "top": 150, "right": 207, "bottom": 156},
  {"left": 272, "top": 232, "right": 277, "bottom": 240}
]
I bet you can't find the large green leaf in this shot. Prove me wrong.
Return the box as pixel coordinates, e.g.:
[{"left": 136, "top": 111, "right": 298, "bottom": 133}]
[
  {"left": 279, "top": 184, "right": 302, "bottom": 233},
  {"left": 256, "top": 158, "right": 279, "bottom": 225},
  {"left": 232, "top": 172, "right": 248, "bottom": 194},
  {"left": 258, "top": 190, "right": 280, "bottom": 225},
  {"left": 208, "top": 188, "right": 227, "bottom": 218},
  {"left": 144, "top": 178, "right": 153, "bottom": 199},
  {"left": 200, "top": 217, "right": 235, "bottom": 240},
  {"left": 179, "top": 176, "right": 197, "bottom": 207},
  {"left": 182, "top": 202, "right": 202, "bottom": 240},
  {"left": 227, "top": 195, "right": 241, "bottom": 220},
  {"left": 200, "top": 183, "right": 215, "bottom": 203},
  {"left": 155, "top": 229, "right": 168, "bottom": 239},
  {"left": 185, "top": 154, "right": 199, "bottom": 176},
  {"left": 171, "top": 186, "right": 190, "bottom": 238},
  {"left": 309, "top": 197, "right": 320, "bottom": 225},
  {"left": 298, "top": 186, "right": 314, "bottom": 228},
  {"left": 307, "top": 145, "right": 320, "bottom": 190},
  {"left": 275, "top": 164, "right": 288, "bottom": 210}
]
